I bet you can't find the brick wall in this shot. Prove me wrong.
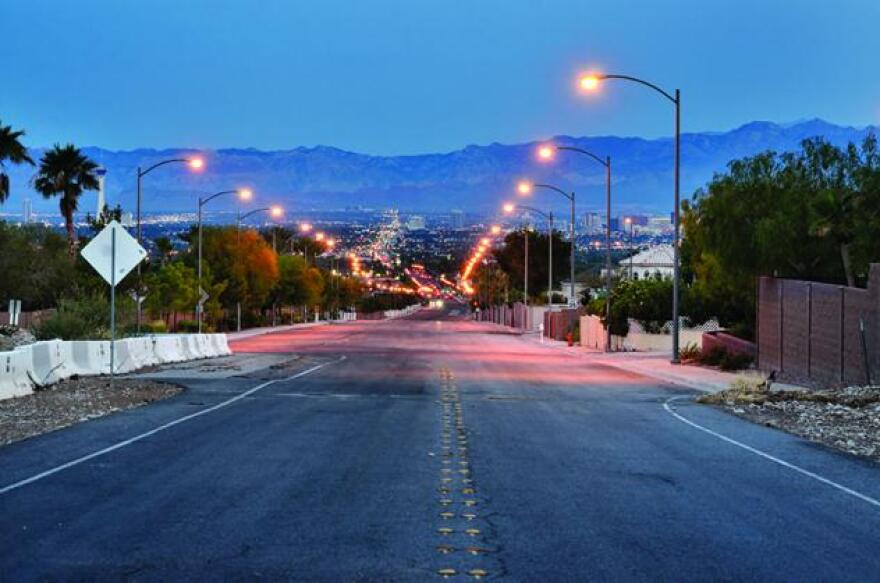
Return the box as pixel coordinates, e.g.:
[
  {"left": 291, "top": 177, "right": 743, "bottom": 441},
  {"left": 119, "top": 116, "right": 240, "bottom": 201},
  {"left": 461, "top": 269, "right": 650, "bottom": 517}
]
[{"left": 757, "top": 264, "right": 879, "bottom": 387}]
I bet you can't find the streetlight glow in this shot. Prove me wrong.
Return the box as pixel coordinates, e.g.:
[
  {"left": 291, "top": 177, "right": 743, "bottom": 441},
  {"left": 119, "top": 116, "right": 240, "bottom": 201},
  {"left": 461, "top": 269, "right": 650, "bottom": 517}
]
[
  {"left": 538, "top": 145, "right": 555, "bottom": 160},
  {"left": 270, "top": 205, "right": 283, "bottom": 217},
  {"left": 315, "top": 232, "right": 325, "bottom": 241},
  {"left": 480, "top": 237, "right": 490, "bottom": 246},
  {"left": 300, "top": 223, "right": 312, "bottom": 233},
  {"left": 580, "top": 74, "right": 600, "bottom": 91},
  {"left": 517, "top": 181, "right": 532, "bottom": 195},
  {"left": 491, "top": 225, "right": 502, "bottom": 235},
  {"left": 238, "top": 188, "right": 253, "bottom": 201},
  {"left": 188, "top": 157, "right": 205, "bottom": 170},
  {"left": 503, "top": 203, "right": 515, "bottom": 213}
]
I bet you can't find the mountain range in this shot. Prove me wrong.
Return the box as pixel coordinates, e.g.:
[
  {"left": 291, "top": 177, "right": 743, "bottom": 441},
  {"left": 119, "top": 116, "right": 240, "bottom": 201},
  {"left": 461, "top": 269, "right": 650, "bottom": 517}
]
[{"left": 3, "top": 119, "right": 877, "bottom": 217}]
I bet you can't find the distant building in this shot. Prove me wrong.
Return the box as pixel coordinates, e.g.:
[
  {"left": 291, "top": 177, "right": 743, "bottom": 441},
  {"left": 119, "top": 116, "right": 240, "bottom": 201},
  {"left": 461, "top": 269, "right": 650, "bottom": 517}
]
[
  {"left": 406, "top": 215, "right": 426, "bottom": 230},
  {"left": 618, "top": 244, "right": 674, "bottom": 280},
  {"left": 22, "top": 198, "right": 33, "bottom": 224},
  {"left": 450, "top": 209, "right": 465, "bottom": 229},
  {"left": 583, "top": 212, "right": 602, "bottom": 233}
]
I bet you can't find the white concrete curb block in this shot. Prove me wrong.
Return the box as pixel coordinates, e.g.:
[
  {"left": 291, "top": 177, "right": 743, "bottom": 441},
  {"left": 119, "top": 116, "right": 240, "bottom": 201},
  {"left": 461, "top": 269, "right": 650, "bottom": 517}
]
[
  {"left": 0, "top": 347, "right": 36, "bottom": 399},
  {"left": 0, "top": 333, "right": 234, "bottom": 401}
]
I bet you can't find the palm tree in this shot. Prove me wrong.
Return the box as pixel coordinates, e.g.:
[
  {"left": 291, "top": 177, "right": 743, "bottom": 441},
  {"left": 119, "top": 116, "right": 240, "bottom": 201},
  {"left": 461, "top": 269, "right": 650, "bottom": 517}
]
[
  {"left": 0, "top": 120, "right": 35, "bottom": 203},
  {"left": 33, "top": 144, "right": 100, "bottom": 256}
]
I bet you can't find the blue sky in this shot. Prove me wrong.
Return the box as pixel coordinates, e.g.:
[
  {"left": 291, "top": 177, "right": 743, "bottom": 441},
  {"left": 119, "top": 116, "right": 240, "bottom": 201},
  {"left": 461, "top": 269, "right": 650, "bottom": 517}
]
[{"left": 2, "top": 0, "right": 879, "bottom": 155}]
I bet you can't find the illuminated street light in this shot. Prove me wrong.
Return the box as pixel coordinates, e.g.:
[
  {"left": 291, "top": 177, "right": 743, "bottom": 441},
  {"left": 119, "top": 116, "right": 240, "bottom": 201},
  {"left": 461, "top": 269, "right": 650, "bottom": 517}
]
[
  {"left": 517, "top": 181, "right": 532, "bottom": 195},
  {"left": 480, "top": 237, "right": 490, "bottom": 246},
  {"left": 197, "top": 187, "right": 256, "bottom": 333},
  {"left": 315, "top": 232, "right": 325, "bottom": 242},
  {"left": 538, "top": 145, "right": 555, "bottom": 160},
  {"left": 539, "top": 141, "right": 613, "bottom": 350},
  {"left": 579, "top": 74, "right": 600, "bottom": 91},
  {"left": 503, "top": 203, "right": 516, "bottom": 214},
  {"left": 134, "top": 154, "right": 205, "bottom": 333},
  {"left": 491, "top": 225, "right": 502, "bottom": 235},
  {"left": 578, "top": 70, "right": 682, "bottom": 362},
  {"left": 299, "top": 223, "right": 312, "bottom": 233},
  {"left": 515, "top": 181, "right": 576, "bottom": 307},
  {"left": 270, "top": 205, "right": 283, "bottom": 218}
]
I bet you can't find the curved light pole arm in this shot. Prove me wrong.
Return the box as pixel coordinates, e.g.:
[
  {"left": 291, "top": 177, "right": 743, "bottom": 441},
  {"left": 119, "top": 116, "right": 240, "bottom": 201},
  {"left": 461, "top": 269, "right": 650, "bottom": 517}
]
[
  {"left": 600, "top": 74, "right": 678, "bottom": 104},
  {"left": 556, "top": 146, "right": 608, "bottom": 168},
  {"left": 599, "top": 72, "right": 681, "bottom": 361},
  {"left": 138, "top": 158, "right": 190, "bottom": 178},
  {"left": 239, "top": 207, "right": 271, "bottom": 223},
  {"left": 534, "top": 183, "right": 572, "bottom": 201},
  {"left": 199, "top": 190, "right": 238, "bottom": 207}
]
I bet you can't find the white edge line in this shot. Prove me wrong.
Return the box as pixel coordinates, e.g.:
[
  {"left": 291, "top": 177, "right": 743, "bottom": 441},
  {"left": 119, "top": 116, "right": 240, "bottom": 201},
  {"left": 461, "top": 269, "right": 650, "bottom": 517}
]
[
  {"left": 0, "top": 356, "right": 346, "bottom": 495},
  {"left": 664, "top": 395, "right": 880, "bottom": 509}
]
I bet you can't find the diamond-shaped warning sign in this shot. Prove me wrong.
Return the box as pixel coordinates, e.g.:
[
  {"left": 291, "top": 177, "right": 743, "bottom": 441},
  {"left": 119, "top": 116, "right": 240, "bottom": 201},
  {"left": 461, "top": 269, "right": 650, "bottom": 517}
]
[{"left": 81, "top": 220, "right": 147, "bottom": 286}]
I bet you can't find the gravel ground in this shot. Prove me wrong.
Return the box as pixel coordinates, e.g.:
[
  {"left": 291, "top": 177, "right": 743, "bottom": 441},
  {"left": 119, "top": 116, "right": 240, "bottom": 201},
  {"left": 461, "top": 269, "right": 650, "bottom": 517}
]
[
  {"left": 0, "top": 376, "right": 181, "bottom": 447},
  {"left": 700, "top": 384, "right": 880, "bottom": 462}
]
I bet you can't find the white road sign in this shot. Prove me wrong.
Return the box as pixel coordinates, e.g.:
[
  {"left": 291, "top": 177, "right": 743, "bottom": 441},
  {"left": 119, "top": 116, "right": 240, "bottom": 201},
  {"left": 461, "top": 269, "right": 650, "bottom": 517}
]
[{"left": 81, "top": 220, "right": 147, "bottom": 286}]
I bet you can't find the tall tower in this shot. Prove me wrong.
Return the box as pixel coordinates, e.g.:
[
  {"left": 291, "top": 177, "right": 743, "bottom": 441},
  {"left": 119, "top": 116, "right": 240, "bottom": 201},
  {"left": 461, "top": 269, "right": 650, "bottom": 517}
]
[{"left": 95, "top": 167, "right": 107, "bottom": 216}]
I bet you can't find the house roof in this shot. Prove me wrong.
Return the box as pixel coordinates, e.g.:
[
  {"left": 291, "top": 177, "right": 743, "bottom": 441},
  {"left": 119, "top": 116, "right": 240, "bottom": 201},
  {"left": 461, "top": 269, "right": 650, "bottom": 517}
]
[{"left": 618, "top": 244, "right": 674, "bottom": 268}]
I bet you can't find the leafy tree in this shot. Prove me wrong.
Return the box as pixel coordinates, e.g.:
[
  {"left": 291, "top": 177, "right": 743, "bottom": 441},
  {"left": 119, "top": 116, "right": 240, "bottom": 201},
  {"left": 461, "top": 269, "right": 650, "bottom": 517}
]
[
  {"left": 473, "top": 264, "right": 510, "bottom": 308},
  {"left": 682, "top": 132, "right": 880, "bottom": 339},
  {"left": 32, "top": 144, "right": 100, "bottom": 255},
  {"left": 143, "top": 261, "right": 199, "bottom": 321},
  {"left": 200, "top": 226, "right": 279, "bottom": 313},
  {"left": 492, "top": 229, "right": 569, "bottom": 301},
  {"left": 276, "top": 254, "right": 324, "bottom": 309},
  {"left": 0, "top": 119, "right": 34, "bottom": 203},
  {"left": 154, "top": 236, "right": 174, "bottom": 266},
  {"left": 85, "top": 204, "right": 124, "bottom": 236}
]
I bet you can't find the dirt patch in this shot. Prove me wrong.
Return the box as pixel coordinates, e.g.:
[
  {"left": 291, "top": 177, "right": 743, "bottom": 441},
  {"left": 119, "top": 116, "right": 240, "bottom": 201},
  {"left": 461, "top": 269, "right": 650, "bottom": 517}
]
[
  {"left": 0, "top": 376, "right": 181, "bottom": 447},
  {"left": 699, "top": 379, "right": 880, "bottom": 462}
]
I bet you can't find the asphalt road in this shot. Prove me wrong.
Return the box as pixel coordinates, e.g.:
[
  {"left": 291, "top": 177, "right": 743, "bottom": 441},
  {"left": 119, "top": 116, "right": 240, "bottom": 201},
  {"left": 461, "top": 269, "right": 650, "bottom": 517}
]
[{"left": 2, "top": 306, "right": 880, "bottom": 581}]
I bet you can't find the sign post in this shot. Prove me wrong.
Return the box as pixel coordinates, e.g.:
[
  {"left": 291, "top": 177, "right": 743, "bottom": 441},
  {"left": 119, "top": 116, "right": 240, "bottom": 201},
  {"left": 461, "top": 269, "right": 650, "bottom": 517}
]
[{"left": 80, "top": 221, "right": 147, "bottom": 386}]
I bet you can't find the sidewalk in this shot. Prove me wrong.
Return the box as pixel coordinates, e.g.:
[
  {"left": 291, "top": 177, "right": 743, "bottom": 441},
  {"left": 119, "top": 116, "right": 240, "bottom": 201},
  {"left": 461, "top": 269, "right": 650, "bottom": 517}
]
[
  {"left": 516, "top": 327, "right": 791, "bottom": 394},
  {"left": 226, "top": 321, "right": 327, "bottom": 342}
]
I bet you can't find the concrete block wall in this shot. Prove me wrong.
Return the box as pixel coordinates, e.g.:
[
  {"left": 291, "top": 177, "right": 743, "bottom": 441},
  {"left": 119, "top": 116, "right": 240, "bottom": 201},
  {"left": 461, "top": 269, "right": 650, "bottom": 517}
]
[{"left": 757, "top": 263, "right": 879, "bottom": 387}]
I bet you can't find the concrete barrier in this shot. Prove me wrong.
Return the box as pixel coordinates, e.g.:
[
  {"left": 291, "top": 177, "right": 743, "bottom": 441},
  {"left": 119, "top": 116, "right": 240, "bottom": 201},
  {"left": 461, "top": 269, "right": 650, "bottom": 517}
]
[
  {"left": 70, "top": 340, "right": 112, "bottom": 376},
  {"left": 0, "top": 347, "right": 36, "bottom": 400},
  {"left": 1, "top": 333, "right": 233, "bottom": 399},
  {"left": 152, "top": 336, "right": 183, "bottom": 364},
  {"left": 28, "top": 340, "right": 76, "bottom": 386}
]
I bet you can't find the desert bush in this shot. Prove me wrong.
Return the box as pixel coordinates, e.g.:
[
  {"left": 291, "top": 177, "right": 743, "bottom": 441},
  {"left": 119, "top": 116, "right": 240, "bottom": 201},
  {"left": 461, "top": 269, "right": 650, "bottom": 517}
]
[{"left": 679, "top": 342, "right": 701, "bottom": 362}]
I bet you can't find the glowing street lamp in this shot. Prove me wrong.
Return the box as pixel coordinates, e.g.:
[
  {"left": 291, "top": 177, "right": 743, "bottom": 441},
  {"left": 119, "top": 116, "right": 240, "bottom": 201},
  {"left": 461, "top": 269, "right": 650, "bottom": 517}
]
[
  {"left": 516, "top": 181, "right": 576, "bottom": 307},
  {"left": 538, "top": 141, "right": 613, "bottom": 350},
  {"left": 315, "top": 231, "right": 325, "bottom": 242},
  {"left": 196, "top": 187, "right": 255, "bottom": 332},
  {"left": 134, "top": 154, "right": 204, "bottom": 333},
  {"left": 503, "top": 203, "right": 516, "bottom": 214},
  {"left": 578, "top": 70, "right": 682, "bottom": 362},
  {"left": 504, "top": 202, "right": 555, "bottom": 307},
  {"left": 517, "top": 181, "right": 533, "bottom": 195},
  {"left": 299, "top": 222, "right": 313, "bottom": 233},
  {"left": 491, "top": 225, "right": 502, "bottom": 235}
]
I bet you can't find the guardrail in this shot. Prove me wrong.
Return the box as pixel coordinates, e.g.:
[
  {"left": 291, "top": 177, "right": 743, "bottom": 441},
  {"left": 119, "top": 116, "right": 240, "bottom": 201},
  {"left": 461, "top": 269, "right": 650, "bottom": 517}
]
[{"left": 0, "top": 333, "right": 232, "bottom": 401}]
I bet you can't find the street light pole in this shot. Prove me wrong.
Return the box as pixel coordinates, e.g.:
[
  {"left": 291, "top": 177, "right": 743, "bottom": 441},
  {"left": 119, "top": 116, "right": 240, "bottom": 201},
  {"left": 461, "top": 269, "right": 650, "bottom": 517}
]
[
  {"left": 569, "top": 192, "right": 575, "bottom": 307},
  {"left": 135, "top": 156, "right": 203, "bottom": 334},
  {"left": 524, "top": 226, "right": 529, "bottom": 307},
  {"left": 549, "top": 146, "right": 613, "bottom": 350},
  {"left": 236, "top": 206, "right": 283, "bottom": 331},
  {"left": 580, "top": 73, "right": 681, "bottom": 362},
  {"left": 197, "top": 189, "right": 251, "bottom": 333}
]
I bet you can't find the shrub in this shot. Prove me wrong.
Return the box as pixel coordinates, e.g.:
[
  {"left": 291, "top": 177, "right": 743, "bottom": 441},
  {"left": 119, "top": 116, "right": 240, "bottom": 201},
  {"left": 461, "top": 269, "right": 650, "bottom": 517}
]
[
  {"left": 144, "top": 320, "right": 168, "bottom": 334},
  {"left": 33, "top": 293, "right": 133, "bottom": 340},
  {"left": 679, "top": 342, "right": 701, "bottom": 362},
  {"left": 699, "top": 345, "right": 726, "bottom": 366},
  {"left": 176, "top": 319, "right": 200, "bottom": 333},
  {"left": 719, "top": 351, "right": 754, "bottom": 371}
]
